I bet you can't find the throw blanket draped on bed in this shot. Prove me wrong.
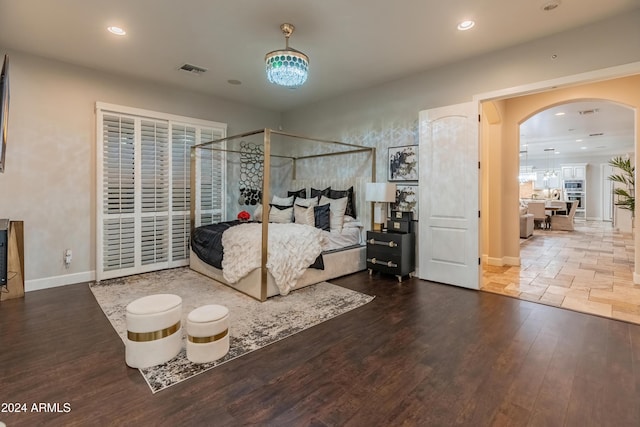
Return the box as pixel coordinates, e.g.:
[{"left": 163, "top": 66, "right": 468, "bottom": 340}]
[
  {"left": 221, "top": 223, "right": 327, "bottom": 295},
  {"left": 191, "top": 221, "right": 244, "bottom": 269}
]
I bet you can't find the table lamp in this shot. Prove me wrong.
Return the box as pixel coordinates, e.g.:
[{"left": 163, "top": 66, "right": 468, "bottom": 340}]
[{"left": 365, "top": 182, "right": 397, "bottom": 231}]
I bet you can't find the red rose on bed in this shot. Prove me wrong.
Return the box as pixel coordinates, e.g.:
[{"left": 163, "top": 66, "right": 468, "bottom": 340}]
[{"left": 237, "top": 210, "right": 250, "bottom": 221}]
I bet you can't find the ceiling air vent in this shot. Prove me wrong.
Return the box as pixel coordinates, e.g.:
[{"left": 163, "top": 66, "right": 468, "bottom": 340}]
[
  {"left": 589, "top": 132, "right": 604, "bottom": 137},
  {"left": 179, "top": 63, "right": 208, "bottom": 75},
  {"left": 579, "top": 109, "right": 599, "bottom": 115}
]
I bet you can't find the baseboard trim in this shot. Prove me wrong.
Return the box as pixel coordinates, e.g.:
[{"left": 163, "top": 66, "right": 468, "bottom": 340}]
[
  {"left": 484, "top": 256, "right": 502, "bottom": 266},
  {"left": 503, "top": 256, "right": 520, "bottom": 266},
  {"left": 483, "top": 255, "right": 520, "bottom": 267},
  {"left": 26, "top": 271, "right": 96, "bottom": 292}
]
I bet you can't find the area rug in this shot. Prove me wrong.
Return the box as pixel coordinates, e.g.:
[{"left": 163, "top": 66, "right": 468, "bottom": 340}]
[{"left": 90, "top": 267, "right": 374, "bottom": 393}]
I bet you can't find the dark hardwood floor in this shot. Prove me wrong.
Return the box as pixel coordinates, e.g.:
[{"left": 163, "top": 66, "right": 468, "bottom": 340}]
[{"left": 1, "top": 271, "right": 640, "bottom": 426}]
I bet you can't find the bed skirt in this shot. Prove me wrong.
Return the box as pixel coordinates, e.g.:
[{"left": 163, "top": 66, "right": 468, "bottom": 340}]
[{"left": 189, "top": 245, "right": 366, "bottom": 301}]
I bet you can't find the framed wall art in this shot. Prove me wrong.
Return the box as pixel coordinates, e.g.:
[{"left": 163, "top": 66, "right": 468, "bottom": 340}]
[
  {"left": 391, "top": 184, "right": 418, "bottom": 218},
  {"left": 388, "top": 145, "right": 418, "bottom": 181}
]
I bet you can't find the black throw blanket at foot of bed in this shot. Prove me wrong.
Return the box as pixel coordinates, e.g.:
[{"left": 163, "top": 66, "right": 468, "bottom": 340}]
[{"left": 190, "top": 221, "right": 324, "bottom": 270}]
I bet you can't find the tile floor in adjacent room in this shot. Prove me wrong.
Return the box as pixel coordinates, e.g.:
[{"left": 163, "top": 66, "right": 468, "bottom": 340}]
[{"left": 482, "top": 220, "right": 640, "bottom": 324}]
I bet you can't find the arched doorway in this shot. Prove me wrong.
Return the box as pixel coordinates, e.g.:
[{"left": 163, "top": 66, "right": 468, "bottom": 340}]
[
  {"left": 480, "top": 74, "right": 640, "bottom": 320},
  {"left": 519, "top": 99, "right": 634, "bottom": 226}
]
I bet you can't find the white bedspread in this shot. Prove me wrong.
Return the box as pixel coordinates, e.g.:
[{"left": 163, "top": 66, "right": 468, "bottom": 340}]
[{"left": 221, "top": 223, "right": 328, "bottom": 295}]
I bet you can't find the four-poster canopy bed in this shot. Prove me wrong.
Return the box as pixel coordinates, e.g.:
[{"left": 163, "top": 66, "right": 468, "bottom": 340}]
[{"left": 189, "top": 128, "right": 376, "bottom": 301}]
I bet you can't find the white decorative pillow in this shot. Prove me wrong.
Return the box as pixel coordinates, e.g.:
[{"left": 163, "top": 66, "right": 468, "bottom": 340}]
[
  {"left": 342, "top": 219, "right": 364, "bottom": 229},
  {"left": 254, "top": 203, "right": 264, "bottom": 222},
  {"left": 272, "top": 195, "right": 294, "bottom": 206},
  {"left": 319, "top": 195, "right": 348, "bottom": 232},
  {"left": 294, "top": 205, "right": 315, "bottom": 226},
  {"left": 269, "top": 205, "right": 293, "bottom": 223},
  {"left": 294, "top": 197, "right": 319, "bottom": 208}
]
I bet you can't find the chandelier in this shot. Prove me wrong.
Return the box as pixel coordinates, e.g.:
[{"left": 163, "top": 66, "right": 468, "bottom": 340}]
[
  {"left": 519, "top": 149, "right": 536, "bottom": 183},
  {"left": 265, "top": 23, "right": 309, "bottom": 88},
  {"left": 543, "top": 148, "right": 557, "bottom": 182}
]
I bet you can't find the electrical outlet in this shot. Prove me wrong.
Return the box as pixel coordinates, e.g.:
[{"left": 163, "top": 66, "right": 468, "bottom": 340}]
[{"left": 64, "top": 249, "right": 72, "bottom": 265}]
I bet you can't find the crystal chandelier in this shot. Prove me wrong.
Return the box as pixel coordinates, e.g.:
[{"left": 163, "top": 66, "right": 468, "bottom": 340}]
[{"left": 265, "top": 23, "right": 309, "bottom": 88}]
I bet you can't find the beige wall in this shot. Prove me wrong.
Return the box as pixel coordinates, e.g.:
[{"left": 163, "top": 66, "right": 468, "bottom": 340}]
[
  {"left": 485, "top": 74, "right": 640, "bottom": 268},
  {"left": 0, "top": 50, "right": 280, "bottom": 289},
  {"left": 481, "top": 99, "right": 507, "bottom": 261}
]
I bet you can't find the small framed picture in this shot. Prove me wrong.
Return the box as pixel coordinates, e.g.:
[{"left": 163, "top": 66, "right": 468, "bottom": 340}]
[
  {"left": 392, "top": 184, "right": 418, "bottom": 219},
  {"left": 388, "top": 145, "right": 418, "bottom": 181}
]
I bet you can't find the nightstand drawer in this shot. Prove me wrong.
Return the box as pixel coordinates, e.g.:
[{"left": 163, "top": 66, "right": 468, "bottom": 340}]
[
  {"left": 366, "top": 233, "right": 404, "bottom": 248},
  {"left": 366, "top": 247, "right": 403, "bottom": 265},
  {"left": 366, "top": 258, "right": 401, "bottom": 275}
]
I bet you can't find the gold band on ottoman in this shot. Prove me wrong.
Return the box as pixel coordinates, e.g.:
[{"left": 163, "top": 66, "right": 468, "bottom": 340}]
[
  {"left": 127, "top": 321, "right": 181, "bottom": 342},
  {"left": 188, "top": 328, "right": 228, "bottom": 344}
]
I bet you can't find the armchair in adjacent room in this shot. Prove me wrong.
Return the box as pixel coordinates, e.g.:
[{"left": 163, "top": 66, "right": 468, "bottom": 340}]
[
  {"left": 550, "top": 200, "right": 579, "bottom": 231},
  {"left": 520, "top": 213, "right": 534, "bottom": 238}
]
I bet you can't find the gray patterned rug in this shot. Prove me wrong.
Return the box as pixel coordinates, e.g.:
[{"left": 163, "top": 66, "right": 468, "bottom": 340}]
[{"left": 89, "top": 267, "right": 374, "bottom": 393}]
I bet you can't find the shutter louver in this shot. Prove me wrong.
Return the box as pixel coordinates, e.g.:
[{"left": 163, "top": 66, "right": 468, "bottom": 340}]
[
  {"left": 141, "top": 120, "right": 169, "bottom": 213},
  {"left": 103, "top": 218, "right": 135, "bottom": 271},
  {"left": 172, "top": 125, "right": 196, "bottom": 211},
  {"left": 141, "top": 216, "right": 169, "bottom": 265},
  {"left": 103, "top": 115, "right": 135, "bottom": 214},
  {"left": 172, "top": 214, "right": 189, "bottom": 261}
]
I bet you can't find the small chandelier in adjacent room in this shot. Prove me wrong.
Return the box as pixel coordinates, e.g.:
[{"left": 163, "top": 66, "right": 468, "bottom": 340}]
[
  {"left": 265, "top": 23, "right": 309, "bottom": 88},
  {"left": 543, "top": 148, "right": 558, "bottom": 183}
]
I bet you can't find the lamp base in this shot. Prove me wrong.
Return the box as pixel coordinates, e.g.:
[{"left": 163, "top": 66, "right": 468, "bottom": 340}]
[{"left": 373, "top": 222, "right": 383, "bottom": 232}]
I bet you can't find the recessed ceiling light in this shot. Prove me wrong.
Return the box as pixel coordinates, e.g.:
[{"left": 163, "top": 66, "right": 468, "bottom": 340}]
[
  {"left": 107, "top": 26, "right": 126, "bottom": 36},
  {"left": 576, "top": 139, "right": 583, "bottom": 142},
  {"left": 457, "top": 20, "right": 475, "bottom": 31},
  {"left": 555, "top": 151, "right": 560, "bottom": 154},
  {"left": 581, "top": 147, "right": 588, "bottom": 150},
  {"left": 555, "top": 112, "right": 565, "bottom": 116}
]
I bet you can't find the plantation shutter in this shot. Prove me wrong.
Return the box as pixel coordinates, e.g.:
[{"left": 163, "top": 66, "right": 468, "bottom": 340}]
[
  {"left": 96, "top": 103, "right": 226, "bottom": 281},
  {"left": 102, "top": 114, "right": 136, "bottom": 272},
  {"left": 198, "top": 128, "right": 226, "bottom": 224},
  {"left": 171, "top": 125, "right": 195, "bottom": 262},
  {"left": 140, "top": 120, "right": 169, "bottom": 266}
]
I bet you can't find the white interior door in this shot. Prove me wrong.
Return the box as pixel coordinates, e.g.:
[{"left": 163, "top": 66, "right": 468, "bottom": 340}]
[{"left": 418, "top": 102, "right": 479, "bottom": 289}]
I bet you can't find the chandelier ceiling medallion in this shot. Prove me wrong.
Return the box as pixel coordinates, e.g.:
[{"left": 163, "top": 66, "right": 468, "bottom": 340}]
[{"left": 265, "top": 23, "right": 309, "bottom": 88}]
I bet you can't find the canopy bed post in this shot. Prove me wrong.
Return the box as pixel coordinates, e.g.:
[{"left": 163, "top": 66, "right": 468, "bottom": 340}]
[
  {"left": 292, "top": 157, "right": 297, "bottom": 180},
  {"left": 370, "top": 147, "right": 377, "bottom": 231},
  {"left": 190, "top": 146, "right": 197, "bottom": 233},
  {"left": 260, "top": 128, "right": 272, "bottom": 302}
]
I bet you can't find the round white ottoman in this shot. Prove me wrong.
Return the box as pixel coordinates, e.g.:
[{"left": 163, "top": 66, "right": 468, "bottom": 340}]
[
  {"left": 186, "top": 304, "right": 230, "bottom": 364},
  {"left": 125, "top": 293, "right": 183, "bottom": 369}
]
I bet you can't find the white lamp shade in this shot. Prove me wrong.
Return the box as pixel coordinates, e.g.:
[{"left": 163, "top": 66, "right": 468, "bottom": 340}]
[{"left": 365, "top": 182, "right": 397, "bottom": 202}]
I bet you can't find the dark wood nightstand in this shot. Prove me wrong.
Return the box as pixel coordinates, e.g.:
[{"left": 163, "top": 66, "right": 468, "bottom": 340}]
[{"left": 366, "top": 230, "right": 415, "bottom": 282}]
